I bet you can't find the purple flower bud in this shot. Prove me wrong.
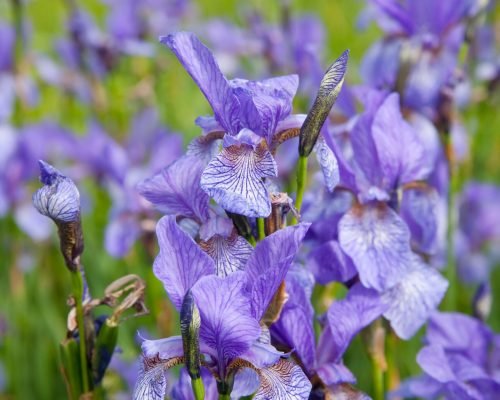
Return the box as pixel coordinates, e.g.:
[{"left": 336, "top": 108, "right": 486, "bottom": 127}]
[{"left": 33, "top": 160, "right": 80, "bottom": 223}]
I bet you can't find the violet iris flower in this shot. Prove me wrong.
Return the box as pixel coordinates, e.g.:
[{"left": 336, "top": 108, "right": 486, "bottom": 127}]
[
  {"left": 394, "top": 312, "right": 500, "bottom": 399},
  {"left": 160, "top": 31, "right": 304, "bottom": 218},
  {"left": 305, "top": 91, "right": 448, "bottom": 339},
  {"left": 271, "top": 266, "right": 376, "bottom": 396},
  {"left": 134, "top": 217, "right": 312, "bottom": 399}
]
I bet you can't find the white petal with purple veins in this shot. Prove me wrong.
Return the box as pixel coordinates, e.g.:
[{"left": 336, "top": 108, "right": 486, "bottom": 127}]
[
  {"left": 254, "top": 359, "right": 312, "bottom": 400},
  {"left": 382, "top": 258, "right": 448, "bottom": 339},
  {"left": 201, "top": 144, "right": 277, "bottom": 218},
  {"left": 339, "top": 203, "right": 413, "bottom": 291}
]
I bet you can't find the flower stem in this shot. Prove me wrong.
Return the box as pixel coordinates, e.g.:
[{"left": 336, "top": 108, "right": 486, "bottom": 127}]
[
  {"left": 218, "top": 395, "right": 230, "bottom": 400},
  {"left": 71, "top": 270, "right": 90, "bottom": 393},
  {"left": 191, "top": 377, "right": 205, "bottom": 400},
  {"left": 372, "top": 357, "right": 385, "bottom": 400},
  {"left": 257, "top": 217, "right": 266, "bottom": 241},
  {"left": 291, "top": 155, "right": 308, "bottom": 224}
]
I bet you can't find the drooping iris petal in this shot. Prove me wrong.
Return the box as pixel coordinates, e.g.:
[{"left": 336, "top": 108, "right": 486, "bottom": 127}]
[
  {"left": 153, "top": 216, "right": 215, "bottom": 310},
  {"left": 253, "top": 359, "right": 312, "bottom": 400},
  {"left": 138, "top": 156, "right": 210, "bottom": 222},
  {"left": 309, "top": 240, "right": 357, "bottom": 285},
  {"left": 133, "top": 361, "right": 168, "bottom": 400},
  {"left": 161, "top": 32, "right": 240, "bottom": 134},
  {"left": 400, "top": 185, "right": 439, "bottom": 254},
  {"left": 314, "top": 137, "right": 340, "bottom": 192},
  {"left": 382, "top": 258, "right": 448, "bottom": 339},
  {"left": 32, "top": 160, "right": 81, "bottom": 222},
  {"left": 191, "top": 273, "right": 261, "bottom": 365},
  {"left": 338, "top": 203, "right": 413, "bottom": 291},
  {"left": 199, "top": 232, "right": 253, "bottom": 277},
  {"left": 141, "top": 336, "right": 184, "bottom": 360},
  {"left": 326, "top": 283, "right": 388, "bottom": 363},
  {"left": 200, "top": 144, "right": 277, "bottom": 218},
  {"left": 245, "top": 223, "right": 310, "bottom": 320}
]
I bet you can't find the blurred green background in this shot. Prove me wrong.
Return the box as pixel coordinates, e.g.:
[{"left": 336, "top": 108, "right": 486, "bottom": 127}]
[{"left": 0, "top": 0, "right": 499, "bottom": 399}]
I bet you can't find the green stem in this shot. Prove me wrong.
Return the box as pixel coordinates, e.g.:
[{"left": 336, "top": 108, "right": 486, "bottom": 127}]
[
  {"left": 371, "top": 356, "right": 385, "bottom": 400},
  {"left": 247, "top": 235, "right": 257, "bottom": 247},
  {"left": 291, "top": 155, "right": 308, "bottom": 224},
  {"left": 191, "top": 377, "right": 205, "bottom": 400},
  {"left": 443, "top": 137, "right": 460, "bottom": 311},
  {"left": 218, "top": 395, "right": 230, "bottom": 400},
  {"left": 257, "top": 218, "right": 266, "bottom": 241},
  {"left": 71, "top": 271, "right": 90, "bottom": 393}
]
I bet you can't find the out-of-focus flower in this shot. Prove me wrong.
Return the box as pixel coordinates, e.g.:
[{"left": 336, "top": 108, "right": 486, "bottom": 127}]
[
  {"left": 456, "top": 182, "right": 500, "bottom": 283},
  {"left": 394, "top": 312, "right": 500, "bottom": 399}
]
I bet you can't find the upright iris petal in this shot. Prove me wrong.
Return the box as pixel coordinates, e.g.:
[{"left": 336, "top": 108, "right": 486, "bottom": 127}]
[
  {"left": 191, "top": 274, "right": 261, "bottom": 371},
  {"left": 153, "top": 216, "right": 215, "bottom": 310}
]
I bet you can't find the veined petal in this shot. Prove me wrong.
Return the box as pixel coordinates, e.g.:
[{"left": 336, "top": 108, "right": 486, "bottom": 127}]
[
  {"left": 200, "top": 144, "right": 277, "bottom": 218},
  {"left": 326, "top": 283, "right": 388, "bottom": 363},
  {"left": 33, "top": 160, "right": 80, "bottom": 222},
  {"left": 199, "top": 231, "right": 253, "bottom": 277},
  {"left": 134, "top": 355, "right": 183, "bottom": 400},
  {"left": 191, "top": 273, "right": 261, "bottom": 366},
  {"left": 314, "top": 137, "right": 340, "bottom": 192},
  {"left": 245, "top": 223, "right": 310, "bottom": 320},
  {"left": 338, "top": 203, "right": 413, "bottom": 291},
  {"left": 253, "top": 359, "right": 312, "bottom": 400},
  {"left": 133, "top": 360, "right": 167, "bottom": 400},
  {"left": 138, "top": 156, "right": 210, "bottom": 222},
  {"left": 382, "top": 257, "right": 448, "bottom": 339},
  {"left": 153, "top": 216, "right": 215, "bottom": 310},
  {"left": 161, "top": 32, "right": 240, "bottom": 133}
]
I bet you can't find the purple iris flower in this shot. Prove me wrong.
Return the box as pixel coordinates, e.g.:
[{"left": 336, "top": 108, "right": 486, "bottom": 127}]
[
  {"left": 303, "top": 91, "right": 448, "bottom": 339},
  {"left": 134, "top": 217, "right": 312, "bottom": 398},
  {"left": 160, "top": 32, "right": 303, "bottom": 218},
  {"left": 271, "top": 267, "right": 377, "bottom": 396},
  {"left": 394, "top": 312, "right": 500, "bottom": 399}
]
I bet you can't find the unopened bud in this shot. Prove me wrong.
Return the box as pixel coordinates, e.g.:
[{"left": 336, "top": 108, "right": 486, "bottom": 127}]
[
  {"left": 299, "top": 50, "right": 349, "bottom": 157},
  {"left": 33, "top": 160, "right": 83, "bottom": 271}
]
